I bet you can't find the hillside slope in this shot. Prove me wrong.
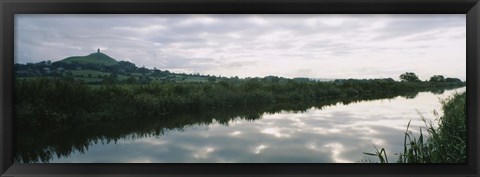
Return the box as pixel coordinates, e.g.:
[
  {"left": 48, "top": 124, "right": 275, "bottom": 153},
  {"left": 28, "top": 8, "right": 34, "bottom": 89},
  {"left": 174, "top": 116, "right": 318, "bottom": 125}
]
[{"left": 56, "top": 52, "right": 118, "bottom": 66}]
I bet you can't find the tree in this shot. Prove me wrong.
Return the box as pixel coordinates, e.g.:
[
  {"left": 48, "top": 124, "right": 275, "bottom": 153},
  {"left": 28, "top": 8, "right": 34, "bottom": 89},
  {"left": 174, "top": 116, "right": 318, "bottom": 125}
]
[
  {"left": 138, "top": 66, "right": 150, "bottom": 75},
  {"left": 429, "top": 75, "right": 445, "bottom": 82},
  {"left": 208, "top": 77, "right": 216, "bottom": 83},
  {"left": 118, "top": 61, "right": 137, "bottom": 73},
  {"left": 138, "top": 76, "right": 152, "bottom": 84},
  {"left": 444, "top": 77, "right": 462, "bottom": 83},
  {"left": 126, "top": 77, "right": 137, "bottom": 84},
  {"left": 400, "top": 72, "right": 421, "bottom": 82},
  {"left": 65, "top": 71, "right": 73, "bottom": 77},
  {"left": 102, "top": 73, "right": 118, "bottom": 85}
]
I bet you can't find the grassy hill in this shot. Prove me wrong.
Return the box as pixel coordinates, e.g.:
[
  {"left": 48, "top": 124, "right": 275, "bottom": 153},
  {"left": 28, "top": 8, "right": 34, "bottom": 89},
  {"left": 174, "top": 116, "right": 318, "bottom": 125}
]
[
  {"left": 56, "top": 52, "right": 118, "bottom": 66},
  {"left": 16, "top": 50, "right": 215, "bottom": 84}
]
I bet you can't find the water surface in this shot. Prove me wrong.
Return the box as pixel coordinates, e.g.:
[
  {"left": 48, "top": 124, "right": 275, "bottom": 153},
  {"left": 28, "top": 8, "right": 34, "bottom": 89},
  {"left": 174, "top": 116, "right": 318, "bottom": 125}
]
[{"left": 28, "top": 87, "right": 466, "bottom": 163}]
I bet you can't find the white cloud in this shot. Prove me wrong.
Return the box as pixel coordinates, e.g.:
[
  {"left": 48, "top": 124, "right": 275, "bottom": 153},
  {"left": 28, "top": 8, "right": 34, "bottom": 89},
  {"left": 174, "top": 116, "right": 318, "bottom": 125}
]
[
  {"left": 113, "top": 25, "right": 167, "bottom": 35},
  {"left": 248, "top": 16, "right": 268, "bottom": 26},
  {"left": 177, "top": 15, "right": 218, "bottom": 26}
]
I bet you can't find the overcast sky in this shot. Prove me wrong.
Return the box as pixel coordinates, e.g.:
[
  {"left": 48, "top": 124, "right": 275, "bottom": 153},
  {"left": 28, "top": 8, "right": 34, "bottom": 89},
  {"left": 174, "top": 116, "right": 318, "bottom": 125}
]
[{"left": 15, "top": 14, "right": 466, "bottom": 80}]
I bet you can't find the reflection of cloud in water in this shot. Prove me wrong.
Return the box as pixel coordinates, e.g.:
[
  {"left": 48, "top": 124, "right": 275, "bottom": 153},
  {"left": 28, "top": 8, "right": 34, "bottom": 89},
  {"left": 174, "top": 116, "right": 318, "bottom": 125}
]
[
  {"left": 261, "top": 127, "right": 291, "bottom": 138},
  {"left": 230, "top": 131, "right": 242, "bottom": 136},
  {"left": 50, "top": 87, "right": 465, "bottom": 163},
  {"left": 193, "top": 147, "right": 216, "bottom": 159},
  {"left": 324, "top": 143, "right": 350, "bottom": 163},
  {"left": 253, "top": 144, "right": 268, "bottom": 154}
]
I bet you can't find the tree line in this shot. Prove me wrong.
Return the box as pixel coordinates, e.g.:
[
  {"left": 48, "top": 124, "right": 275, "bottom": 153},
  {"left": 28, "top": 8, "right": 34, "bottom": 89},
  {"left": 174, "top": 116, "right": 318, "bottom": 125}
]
[{"left": 399, "top": 72, "right": 462, "bottom": 83}]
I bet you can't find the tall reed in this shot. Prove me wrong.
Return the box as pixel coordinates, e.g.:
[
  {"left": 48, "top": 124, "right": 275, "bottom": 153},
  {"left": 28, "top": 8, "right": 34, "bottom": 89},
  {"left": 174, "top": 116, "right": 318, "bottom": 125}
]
[{"left": 363, "top": 92, "right": 466, "bottom": 163}]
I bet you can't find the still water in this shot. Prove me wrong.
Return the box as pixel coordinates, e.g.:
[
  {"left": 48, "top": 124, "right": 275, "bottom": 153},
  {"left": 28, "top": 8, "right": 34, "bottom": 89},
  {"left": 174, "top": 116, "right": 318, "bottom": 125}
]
[{"left": 48, "top": 87, "right": 465, "bottom": 163}]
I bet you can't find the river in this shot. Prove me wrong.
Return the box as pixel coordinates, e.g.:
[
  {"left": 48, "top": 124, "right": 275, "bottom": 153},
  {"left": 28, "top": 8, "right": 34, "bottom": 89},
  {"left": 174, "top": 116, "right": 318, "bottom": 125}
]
[{"left": 28, "top": 87, "right": 466, "bottom": 163}]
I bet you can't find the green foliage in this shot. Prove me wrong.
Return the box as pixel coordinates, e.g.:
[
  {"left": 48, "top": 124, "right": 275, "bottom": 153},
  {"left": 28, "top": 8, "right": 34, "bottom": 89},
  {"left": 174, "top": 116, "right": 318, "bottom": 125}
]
[
  {"left": 400, "top": 72, "right": 421, "bottom": 82},
  {"left": 430, "top": 92, "right": 467, "bottom": 162},
  {"left": 102, "top": 73, "right": 118, "bottom": 85},
  {"left": 429, "top": 75, "right": 445, "bottom": 82},
  {"left": 126, "top": 77, "right": 138, "bottom": 84},
  {"left": 15, "top": 77, "right": 465, "bottom": 131},
  {"left": 70, "top": 70, "right": 110, "bottom": 78},
  {"left": 363, "top": 145, "right": 389, "bottom": 163},
  {"left": 397, "top": 120, "right": 432, "bottom": 163},
  {"left": 444, "top": 77, "right": 463, "bottom": 83}
]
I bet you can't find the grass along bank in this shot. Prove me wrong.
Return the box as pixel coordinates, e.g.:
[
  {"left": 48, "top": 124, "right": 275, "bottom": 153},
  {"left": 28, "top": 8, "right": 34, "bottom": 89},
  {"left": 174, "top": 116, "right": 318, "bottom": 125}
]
[
  {"left": 15, "top": 77, "right": 464, "bottom": 131},
  {"left": 363, "top": 91, "right": 466, "bottom": 163}
]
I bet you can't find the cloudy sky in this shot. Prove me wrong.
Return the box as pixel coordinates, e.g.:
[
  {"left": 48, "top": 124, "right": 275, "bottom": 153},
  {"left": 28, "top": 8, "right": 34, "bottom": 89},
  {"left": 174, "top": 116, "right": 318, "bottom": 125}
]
[{"left": 15, "top": 14, "right": 466, "bottom": 80}]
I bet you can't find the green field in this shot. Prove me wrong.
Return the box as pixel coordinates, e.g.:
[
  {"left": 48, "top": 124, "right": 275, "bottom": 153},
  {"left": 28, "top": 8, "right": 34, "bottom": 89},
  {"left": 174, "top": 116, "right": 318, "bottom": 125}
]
[{"left": 70, "top": 70, "right": 111, "bottom": 77}]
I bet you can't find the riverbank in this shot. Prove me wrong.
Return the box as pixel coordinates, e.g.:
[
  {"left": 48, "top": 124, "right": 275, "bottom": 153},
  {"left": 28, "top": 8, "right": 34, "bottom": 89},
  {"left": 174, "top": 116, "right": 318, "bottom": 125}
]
[
  {"left": 364, "top": 91, "right": 466, "bottom": 163},
  {"left": 15, "top": 78, "right": 465, "bottom": 131}
]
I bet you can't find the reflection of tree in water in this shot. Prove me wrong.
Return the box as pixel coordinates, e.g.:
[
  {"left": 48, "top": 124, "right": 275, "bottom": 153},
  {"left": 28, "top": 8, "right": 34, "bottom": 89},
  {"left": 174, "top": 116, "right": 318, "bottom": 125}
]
[
  {"left": 430, "top": 89, "right": 445, "bottom": 95},
  {"left": 15, "top": 87, "right": 459, "bottom": 163},
  {"left": 400, "top": 92, "right": 419, "bottom": 99}
]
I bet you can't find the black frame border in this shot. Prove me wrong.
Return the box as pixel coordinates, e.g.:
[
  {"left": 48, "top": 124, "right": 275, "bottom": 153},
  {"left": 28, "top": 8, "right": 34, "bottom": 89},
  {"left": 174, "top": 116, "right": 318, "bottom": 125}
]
[{"left": 1, "top": 0, "right": 479, "bottom": 176}]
